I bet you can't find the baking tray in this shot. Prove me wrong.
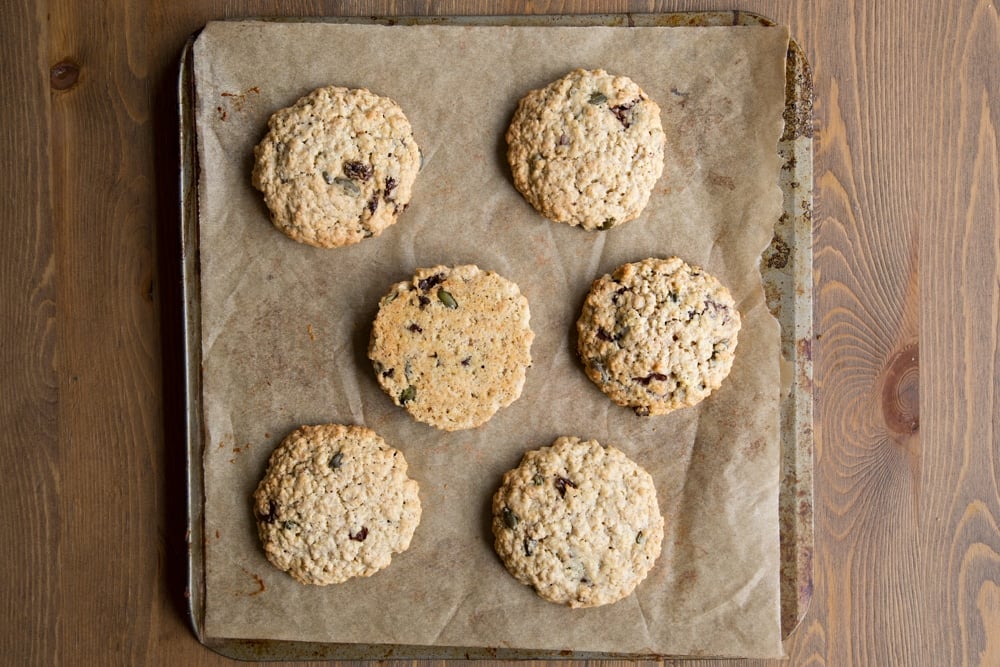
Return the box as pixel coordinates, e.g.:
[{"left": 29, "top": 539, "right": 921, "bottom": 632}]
[{"left": 179, "top": 11, "right": 813, "bottom": 660}]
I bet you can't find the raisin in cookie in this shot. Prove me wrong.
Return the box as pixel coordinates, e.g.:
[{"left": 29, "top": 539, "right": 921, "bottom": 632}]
[
  {"left": 252, "top": 424, "right": 421, "bottom": 585},
  {"left": 577, "top": 257, "right": 741, "bottom": 416},
  {"left": 492, "top": 436, "right": 664, "bottom": 608},
  {"left": 505, "top": 69, "right": 666, "bottom": 231},
  {"left": 368, "top": 265, "right": 534, "bottom": 431},
  {"left": 251, "top": 86, "right": 420, "bottom": 248}
]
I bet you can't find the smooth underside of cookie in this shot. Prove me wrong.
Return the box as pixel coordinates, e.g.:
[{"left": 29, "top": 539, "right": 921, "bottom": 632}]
[
  {"left": 368, "top": 264, "right": 534, "bottom": 431},
  {"left": 577, "top": 257, "right": 742, "bottom": 416},
  {"left": 252, "top": 85, "right": 420, "bottom": 248},
  {"left": 252, "top": 423, "right": 421, "bottom": 585},
  {"left": 506, "top": 69, "right": 666, "bottom": 231},
  {"left": 492, "top": 436, "right": 664, "bottom": 608}
]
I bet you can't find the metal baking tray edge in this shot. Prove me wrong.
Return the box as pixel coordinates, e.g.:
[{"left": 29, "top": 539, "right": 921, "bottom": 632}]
[{"left": 179, "top": 11, "right": 814, "bottom": 660}]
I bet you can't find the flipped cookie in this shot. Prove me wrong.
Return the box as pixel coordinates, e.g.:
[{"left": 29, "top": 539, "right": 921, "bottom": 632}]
[
  {"left": 492, "top": 436, "right": 664, "bottom": 608},
  {"left": 252, "top": 86, "right": 420, "bottom": 248},
  {"left": 368, "top": 265, "right": 534, "bottom": 431},
  {"left": 252, "top": 424, "right": 421, "bottom": 585},
  {"left": 577, "top": 257, "right": 741, "bottom": 416},
  {"left": 506, "top": 69, "right": 666, "bottom": 231}
]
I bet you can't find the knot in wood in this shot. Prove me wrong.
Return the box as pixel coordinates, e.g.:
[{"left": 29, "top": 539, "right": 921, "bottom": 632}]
[
  {"left": 50, "top": 60, "right": 79, "bottom": 90},
  {"left": 881, "top": 342, "right": 919, "bottom": 435}
]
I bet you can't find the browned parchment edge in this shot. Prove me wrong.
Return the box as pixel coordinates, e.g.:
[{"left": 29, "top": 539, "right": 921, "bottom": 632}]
[{"left": 179, "top": 11, "right": 814, "bottom": 660}]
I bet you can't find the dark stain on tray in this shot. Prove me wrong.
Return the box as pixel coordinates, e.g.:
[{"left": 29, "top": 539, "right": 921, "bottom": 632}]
[
  {"left": 744, "top": 437, "right": 767, "bottom": 460},
  {"left": 763, "top": 231, "right": 791, "bottom": 269},
  {"left": 782, "top": 45, "right": 814, "bottom": 141},
  {"left": 706, "top": 170, "right": 736, "bottom": 191}
]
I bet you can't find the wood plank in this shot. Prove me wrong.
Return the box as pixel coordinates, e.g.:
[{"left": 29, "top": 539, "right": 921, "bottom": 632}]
[
  {"left": 0, "top": 1, "right": 58, "bottom": 666},
  {"left": 803, "top": 0, "right": 926, "bottom": 660},
  {"left": 47, "top": 0, "right": 166, "bottom": 663},
  {"left": 919, "top": 2, "right": 1000, "bottom": 666}
]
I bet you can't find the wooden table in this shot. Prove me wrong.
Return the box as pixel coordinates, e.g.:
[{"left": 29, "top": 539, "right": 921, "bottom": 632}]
[{"left": 3, "top": 1, "right": 997, "bottom": 665}]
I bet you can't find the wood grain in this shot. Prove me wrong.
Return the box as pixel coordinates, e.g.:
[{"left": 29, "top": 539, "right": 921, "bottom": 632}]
[
  {"left": 47, "top": 0, "right": 165, "bottom": 661},
  {"left": 920, "top": 2, "right": 1000, "bottom": 667},
  {"left": 0, "top": 1, "right": 58, "bottom": 666},
  {"left": 807, "top": 1, "right": 926, "bottom": 664},
  {"left": 3, "top": 0, "right": 998, "bottom": 665}
]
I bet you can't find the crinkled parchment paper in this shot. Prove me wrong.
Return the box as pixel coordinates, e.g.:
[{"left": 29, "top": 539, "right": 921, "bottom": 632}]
[{"left": 193, "top": 20, "right": 789, "bottom": 658}]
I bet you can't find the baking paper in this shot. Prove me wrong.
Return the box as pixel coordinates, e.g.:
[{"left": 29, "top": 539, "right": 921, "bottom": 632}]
[{"left": 193, "top": 20, "right": 789, "bottom": 658}]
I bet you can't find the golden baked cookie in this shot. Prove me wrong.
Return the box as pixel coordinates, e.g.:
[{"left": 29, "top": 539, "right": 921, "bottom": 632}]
[
  {"left": 251, "top": 86, "right": 420, "bottom": 248},
  {"left": 492, "top": 436, "right": 664, "bottom": 608},
  {"left": 506, "top": 69, "right": 665, "bottom": 231},
  {"left": 368, "top": 265, "right": 534, "bottom": 431},
  {"left": 577, "top": 257, "right": 741, "bottom": 415},
  {"left": 252, "top": 424, "right": 421, "bottom": 585}
]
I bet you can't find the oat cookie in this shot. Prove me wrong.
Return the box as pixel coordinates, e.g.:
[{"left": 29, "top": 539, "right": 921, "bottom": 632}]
[
  {"left": 251, "top": 86, "right": 420, "bottom": 248},
  {"left": 492, "top": 436, "right": 664, "bottom": 608},
  {"left": 252, "top": 424, "right": 421, "bottom": 585},
  {"left": 368, "top": 265, "right": 534, "bottom": 431},
  {"left": 577, "top": 257, "right": 741, "bottom": 416},
  {"left": 506, "top": 69, "right": 666, "bottom": 231}
]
